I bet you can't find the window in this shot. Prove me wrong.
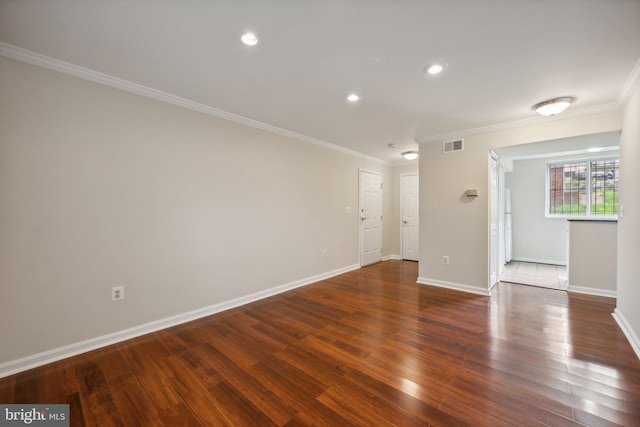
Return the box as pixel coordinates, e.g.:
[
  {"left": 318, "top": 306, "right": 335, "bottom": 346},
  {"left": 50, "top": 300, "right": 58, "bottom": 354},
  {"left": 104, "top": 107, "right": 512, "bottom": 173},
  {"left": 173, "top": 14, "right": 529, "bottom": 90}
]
[{"left": 547, "top": 158, "right": 619, "bottom": 218}]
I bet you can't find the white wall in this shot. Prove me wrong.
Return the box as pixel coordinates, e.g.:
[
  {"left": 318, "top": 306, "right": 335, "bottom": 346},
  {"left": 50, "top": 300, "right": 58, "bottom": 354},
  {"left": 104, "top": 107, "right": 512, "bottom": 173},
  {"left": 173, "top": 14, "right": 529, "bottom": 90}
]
[
  {"left": 615, "top": 82, "right": 640, "bottom": 358},
  {"left": 506, "top": 158, "right": 568, "bottom": 265},
  {"left": 418, "top": 110, "right": 622, "bottom": 294},
  {"left": 568, "top": 221, "right": 617, "bottom": 296},
  {"left": 0, "top": 56, "right": 400, "bottom": 370}
]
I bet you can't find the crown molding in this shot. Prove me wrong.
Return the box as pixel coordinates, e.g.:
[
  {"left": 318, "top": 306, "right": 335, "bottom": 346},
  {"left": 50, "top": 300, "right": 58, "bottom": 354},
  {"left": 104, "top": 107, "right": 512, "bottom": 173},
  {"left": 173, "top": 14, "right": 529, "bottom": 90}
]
[
  {"left": 618, "top": 57, "right": 640, "bottom": 107},
  {"left": 417, "top": 102, "right": 621, "bottom": 145},
  {"left": 0, "top": 43, "right": 391, "bottom": 167},
  {"left": 2, "top": 42, "right": 635, "bottom": 164}
]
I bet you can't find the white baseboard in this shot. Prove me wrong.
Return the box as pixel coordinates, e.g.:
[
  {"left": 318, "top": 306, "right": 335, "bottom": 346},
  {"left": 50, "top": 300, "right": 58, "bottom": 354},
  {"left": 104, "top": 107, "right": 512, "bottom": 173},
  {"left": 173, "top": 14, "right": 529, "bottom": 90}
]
[
  {"left": 612, "top": 309, "right": 640, "bottom": 360},
  {"left": 566, "top": 284, "right": 616, "bottom": 298},
  {"left": 511, "top": 257, "right": 567, "bottom": 266},
  {"left": 382, "top": 254, "right": 402, "bottom": 261},
  {"left": 416, "top": 277, "right": 491, "bottom": 296},
  {"left": 0, "top": 263, "right": 360, "bottom": 379}
]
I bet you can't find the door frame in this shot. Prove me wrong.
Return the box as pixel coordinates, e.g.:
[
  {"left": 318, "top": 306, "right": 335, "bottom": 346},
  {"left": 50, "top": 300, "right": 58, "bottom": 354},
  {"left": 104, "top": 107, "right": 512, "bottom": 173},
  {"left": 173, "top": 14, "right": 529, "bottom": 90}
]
[
  {"left": 400, "top": 173, "right": 419, "bottom": 261},
  {"left": 489, "top": 151, "right": 501, "bottom": 290}
]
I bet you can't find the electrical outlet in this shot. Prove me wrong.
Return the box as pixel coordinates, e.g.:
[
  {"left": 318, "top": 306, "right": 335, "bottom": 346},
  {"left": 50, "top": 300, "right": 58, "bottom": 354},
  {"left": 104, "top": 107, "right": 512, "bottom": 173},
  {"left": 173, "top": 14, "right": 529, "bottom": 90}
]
[
  {"left": 442, "top": 256, "right": 450, "bottom": 265},
  {"left": 112, "top": 286, "right": 124, "bottom": 301},
  {"left": 322, "top": 249, "right": 328, "bottom": 257}
]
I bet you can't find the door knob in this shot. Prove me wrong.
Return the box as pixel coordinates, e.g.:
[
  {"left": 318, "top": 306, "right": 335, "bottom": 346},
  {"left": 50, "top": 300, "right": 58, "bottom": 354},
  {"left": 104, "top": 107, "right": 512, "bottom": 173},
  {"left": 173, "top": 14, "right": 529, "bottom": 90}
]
[
  {"left": 361, "top": 217, "right": 367, "bottom": 221},
  {"left": 403, "top": 220, "right": 408, "bottom": 224}
]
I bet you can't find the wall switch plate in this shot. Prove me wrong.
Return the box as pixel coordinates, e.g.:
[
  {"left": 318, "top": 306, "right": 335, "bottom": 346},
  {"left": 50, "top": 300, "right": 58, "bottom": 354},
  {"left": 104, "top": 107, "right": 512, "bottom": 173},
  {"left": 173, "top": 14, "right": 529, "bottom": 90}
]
[
  {"left": 345, "top": 206, "right": 352, "bottom": 214},
  {"left": 322, "top": 249, "right": 328, "bottom": 257},
  {"left": 112, "top": 286, "right": 124, "bottom": 301},
  {"left": 442, "top": 256, "right": 450, "bottom": 265}
]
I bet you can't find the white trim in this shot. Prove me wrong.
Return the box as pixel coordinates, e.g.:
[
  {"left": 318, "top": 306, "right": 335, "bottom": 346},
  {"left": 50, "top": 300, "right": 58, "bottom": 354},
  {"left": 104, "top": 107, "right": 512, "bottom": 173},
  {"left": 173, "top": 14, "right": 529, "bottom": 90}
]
[
  {"left": 511, "top": 257, "right": 567, "bottom": 266},
  {"left": 382, "top": 254, "right": 402, "bottom": 261},
  {"left": 416, "top": 277, "right": 491, "bottom": 296},
  {"left": 0, "top": 42, "right": 390, "bottom": 167},
  {"left": 566, "top": 285, "right": 616, "bottom": 298},
  {"left": 612, "top": 309, "right": 640, "bottom": 360},
  {"left": 0, "top": 263, "right": 360, "bottom": 379},
  {"left": 618, "top": 57, "right": 640, "bottom": 107}
]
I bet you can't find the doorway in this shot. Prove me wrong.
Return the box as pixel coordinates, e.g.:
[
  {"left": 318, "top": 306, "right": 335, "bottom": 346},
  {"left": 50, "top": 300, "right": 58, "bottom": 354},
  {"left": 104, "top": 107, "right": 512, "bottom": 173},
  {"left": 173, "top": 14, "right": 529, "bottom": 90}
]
[
  {"left": 400, "top": 173, "right": 419, "bottom": 261},
  {"left": 359, "top": 169, "right": 383, "bottom": 266}
]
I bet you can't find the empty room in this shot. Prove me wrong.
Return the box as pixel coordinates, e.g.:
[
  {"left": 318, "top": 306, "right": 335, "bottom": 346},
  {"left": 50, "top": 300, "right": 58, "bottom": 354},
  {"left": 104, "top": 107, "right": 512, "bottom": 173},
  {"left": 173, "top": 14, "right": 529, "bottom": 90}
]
[{"left": 1, "top": 1, "right": 640, "bottom": 426}]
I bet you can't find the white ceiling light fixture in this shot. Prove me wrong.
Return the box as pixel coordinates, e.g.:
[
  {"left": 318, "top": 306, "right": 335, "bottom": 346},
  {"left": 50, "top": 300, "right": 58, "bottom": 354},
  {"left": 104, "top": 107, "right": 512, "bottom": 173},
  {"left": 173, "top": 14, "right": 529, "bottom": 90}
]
[
  {"left": 402, "top": 151, "right": 419, "bottom": 160},
  {"left": 427, "top": 64, "right": 443, "bottom": 74},
  {"left": 533, "top": 97, "right": 574, "bottom": 116},
  {"left": 422, "top": 62, "right": 447, "bottom": 76},
  {"left": 347, "top": 93, "right": 360, "bottom": 102},
  {"left": 240, "top": 32, "right": 259, "bottom": 46}
]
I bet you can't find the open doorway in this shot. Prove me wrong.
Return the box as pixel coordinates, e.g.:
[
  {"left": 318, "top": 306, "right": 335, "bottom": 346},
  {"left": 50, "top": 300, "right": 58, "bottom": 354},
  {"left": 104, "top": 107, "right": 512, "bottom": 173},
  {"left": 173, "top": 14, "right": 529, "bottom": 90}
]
[{"left": 491, "top": 131, "right": 620, "bottom": 290}]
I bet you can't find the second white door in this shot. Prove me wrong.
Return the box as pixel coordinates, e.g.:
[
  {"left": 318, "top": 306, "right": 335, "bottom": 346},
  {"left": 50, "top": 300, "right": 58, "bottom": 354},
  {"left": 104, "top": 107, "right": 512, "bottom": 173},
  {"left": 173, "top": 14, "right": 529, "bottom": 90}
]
[{"left": 401, "top": 174, "right": 419, "bottom": 261}]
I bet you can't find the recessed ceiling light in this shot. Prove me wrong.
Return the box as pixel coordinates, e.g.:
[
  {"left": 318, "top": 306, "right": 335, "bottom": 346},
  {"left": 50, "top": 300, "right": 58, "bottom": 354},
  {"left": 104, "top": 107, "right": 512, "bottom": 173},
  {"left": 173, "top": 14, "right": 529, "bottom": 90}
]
[
  {"left": 241, "top": 32, "right": 259, "bottom": 46},
  {"left": 347, "top": 93, "right": 360, "bottom": 102},
  {"left": 533, "top": 97, "right": 574, "bottom": 116}
]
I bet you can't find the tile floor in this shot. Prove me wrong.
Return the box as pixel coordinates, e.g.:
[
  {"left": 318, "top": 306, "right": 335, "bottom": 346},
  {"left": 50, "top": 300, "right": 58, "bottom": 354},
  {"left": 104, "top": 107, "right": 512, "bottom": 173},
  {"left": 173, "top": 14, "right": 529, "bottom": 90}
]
[{"left": 501, "top": 261, "right": 567, "bottom": 290}]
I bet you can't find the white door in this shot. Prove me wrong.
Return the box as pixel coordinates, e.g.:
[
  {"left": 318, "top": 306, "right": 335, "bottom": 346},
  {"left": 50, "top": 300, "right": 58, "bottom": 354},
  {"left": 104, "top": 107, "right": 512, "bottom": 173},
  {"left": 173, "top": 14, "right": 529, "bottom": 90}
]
[
  {"left": 359, "top": 170, "right": 383, "bottom": 266},
  {"left": 401, "top": 174, "right": 419, "bottom": 261}
]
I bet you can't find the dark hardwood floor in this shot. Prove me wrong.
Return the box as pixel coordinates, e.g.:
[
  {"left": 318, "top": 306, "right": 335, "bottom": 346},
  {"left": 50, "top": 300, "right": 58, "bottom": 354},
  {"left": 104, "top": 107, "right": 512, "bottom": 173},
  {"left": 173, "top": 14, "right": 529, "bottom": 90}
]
[{"left": 1, "top": 260, "right": 639, "bottom": 426}]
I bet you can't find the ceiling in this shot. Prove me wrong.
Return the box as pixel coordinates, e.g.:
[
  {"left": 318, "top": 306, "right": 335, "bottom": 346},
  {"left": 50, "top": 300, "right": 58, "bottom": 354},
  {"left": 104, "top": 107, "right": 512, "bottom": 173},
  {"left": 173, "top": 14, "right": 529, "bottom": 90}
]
[
  {"left": 1, "top": 0, "right": 639, "bottom": 164},
  {"left": 494, "top": 131, "right": 620, "bottom": 160}
]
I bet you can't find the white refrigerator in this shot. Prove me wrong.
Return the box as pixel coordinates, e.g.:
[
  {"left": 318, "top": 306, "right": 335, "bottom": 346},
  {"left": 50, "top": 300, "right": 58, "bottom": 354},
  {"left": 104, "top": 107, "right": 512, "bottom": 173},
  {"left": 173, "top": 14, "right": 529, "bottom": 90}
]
[{"left": 504, "top": 188, "right": 513, "bottom": 263}]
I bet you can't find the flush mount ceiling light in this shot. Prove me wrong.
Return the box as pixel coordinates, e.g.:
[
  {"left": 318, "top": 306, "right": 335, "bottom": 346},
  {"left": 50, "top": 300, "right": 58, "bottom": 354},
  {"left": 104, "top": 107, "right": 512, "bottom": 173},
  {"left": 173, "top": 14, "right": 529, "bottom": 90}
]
[
  {"left": 240, "top": 32, "right": 259, "bottom": 46},
  {"left": 347, "top": 93, "right": 360, "bottom": 102},
  {"left": 426, "top": 64, "right": 443, "bottom": 74},
  {"left": 402, "top": 151, "right": 419, "bottom": 160},
  {"left": 533, "top": 97, "right": 574, "bottom": 116},
  {"left": 422, "top": 62, "right": 447, "bottom": 75}
]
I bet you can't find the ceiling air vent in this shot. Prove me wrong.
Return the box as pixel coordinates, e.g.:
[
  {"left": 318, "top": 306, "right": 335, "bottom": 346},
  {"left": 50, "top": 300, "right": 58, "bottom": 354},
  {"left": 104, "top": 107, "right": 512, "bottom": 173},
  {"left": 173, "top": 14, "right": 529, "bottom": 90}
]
[{"left": 443, "top": 139, "right": 464, "bottom": 153}]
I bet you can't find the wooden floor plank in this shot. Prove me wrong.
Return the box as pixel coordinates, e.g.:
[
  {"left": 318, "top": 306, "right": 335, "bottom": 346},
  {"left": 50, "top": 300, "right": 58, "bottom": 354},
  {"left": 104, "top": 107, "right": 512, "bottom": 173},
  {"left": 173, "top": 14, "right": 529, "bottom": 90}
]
[{"left": 1, "top": 260, "right": 639, "bottom": 426}]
